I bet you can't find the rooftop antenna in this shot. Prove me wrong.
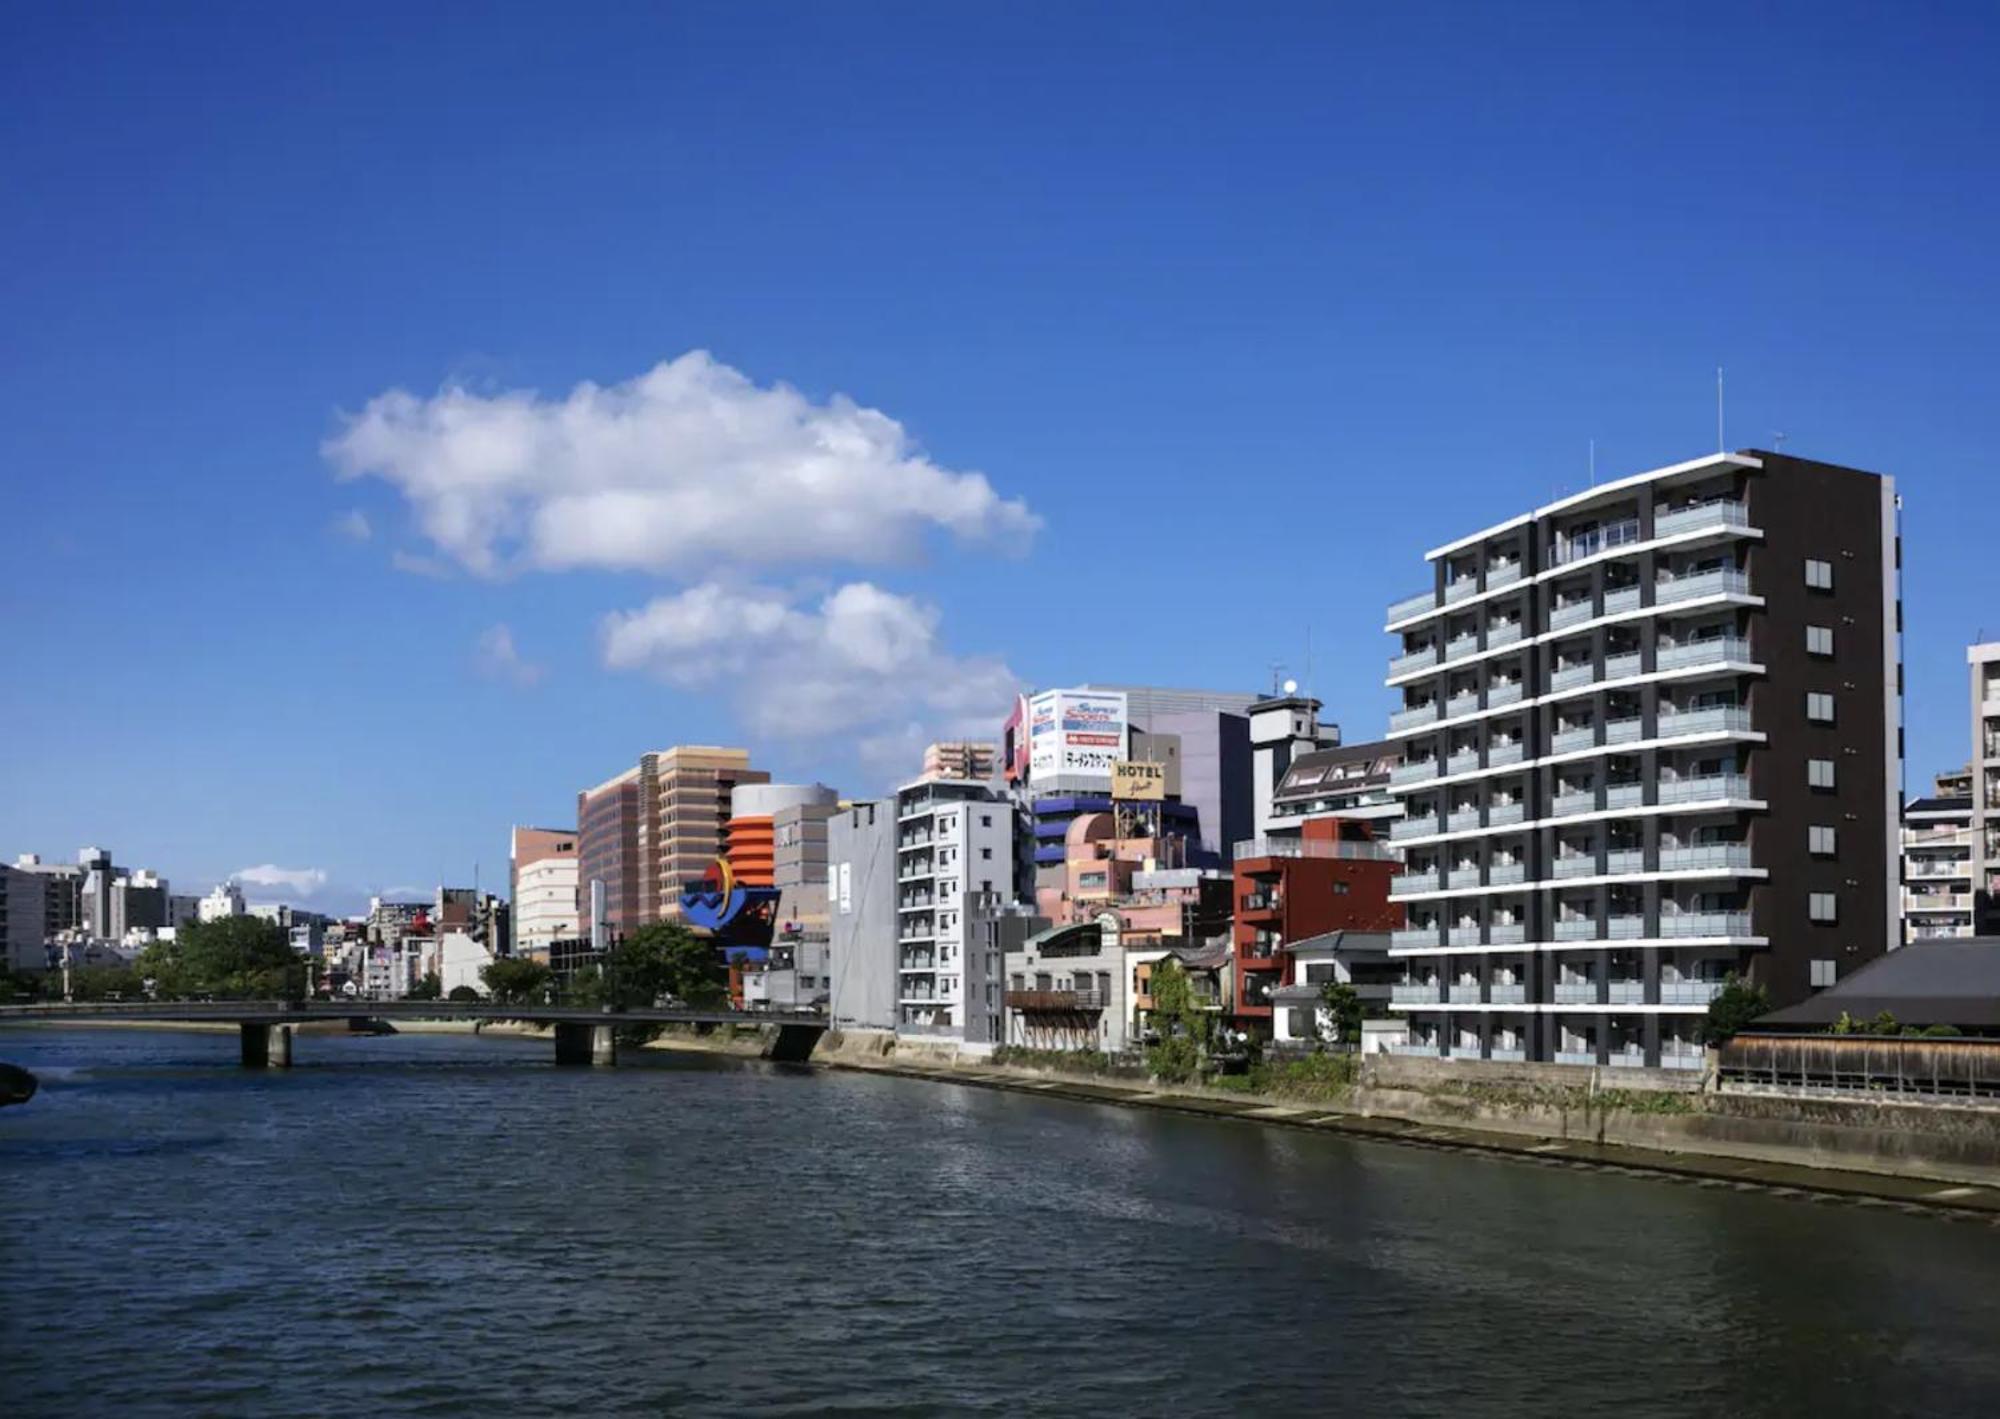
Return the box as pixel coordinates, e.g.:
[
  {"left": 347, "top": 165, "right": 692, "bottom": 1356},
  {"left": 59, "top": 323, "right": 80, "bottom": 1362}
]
[
  {"left": 1269, "top": 662, "right": 1288, "bottom": 696},
  {"left": 1716, "top": 366, "right": 1725, "bottom": 453},
  {"left": 1304, "top": 625, "right": 1313, "bottom": 700},
  {"left": 1771, "top": 430, "right": 1788, "bottom": 452}
]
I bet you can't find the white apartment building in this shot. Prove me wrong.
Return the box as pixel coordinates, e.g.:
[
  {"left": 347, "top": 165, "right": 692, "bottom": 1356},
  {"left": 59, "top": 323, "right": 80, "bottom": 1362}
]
[
  {"left": 894, "top": 777, "right": 1022, "bottom": 1048},
  {"left": 510, "top": 826, "right": 581, "bottom": 956},
  {"left": 1901, "top": 769, "right": 1975, "bottom": 942},
  {"left": 1971, "top": 643, "right": 2000, "bottom": 936},
  {"left": 199, "top": 881, "right": 245, "bottom": 922}
]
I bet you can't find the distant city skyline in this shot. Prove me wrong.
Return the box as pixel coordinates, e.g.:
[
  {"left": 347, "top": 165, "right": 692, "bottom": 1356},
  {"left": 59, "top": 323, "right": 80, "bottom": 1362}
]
[{"left": 4, "top": 5, "right": 1996, "bottom": 909}]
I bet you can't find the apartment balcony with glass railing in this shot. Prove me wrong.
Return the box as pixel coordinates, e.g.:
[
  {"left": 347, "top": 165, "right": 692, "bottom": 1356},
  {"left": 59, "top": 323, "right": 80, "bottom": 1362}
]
[
  {"left": 1550, "top": 663, "right": 1596, "bottom": 693},
  {"left": 1657, "top": 567, "right": 1752, "bottom": 605},
  {"left": 1445, "top": 690, "right": 1482, "bottom": 718},
  {"left": 1661, "top": 980, "right": 1725, "bottom": 1006},
  {"left": 1603, "top": 848, "right": 1645, "bottom": 874},
  {"left": 1487, "top": 862, "right": 1528, "bottom": 886},
  {"left": 1392, "top": 871, "right": 1440, "bottom": 897},
  {"left": 1549, "top": 599, "right": 1595, "bottom": 631},
  {"left": 1658, "top": 773, "right": 1752, "bottom": 805},
  {"left": 1552, "top": 791, "right": 1597, "bottom": 818},
  {"left": 1659, "top": 1050, "right": 1706, "bottom": 1070},
  {"left": 1444, "top": 577, "right": 1480, "bottom": 603},
  {"left": 1488, "top": 561, "right": 1524, "bottom": 589},
  {"left": 1388, "top": 588, "right": 1437, "bottom": 624},
  {"left": 1555, "top": 1050, "right": 1600, "bottom": 1066},
  {"left": 1659, "top": 843, "right": 1753, "bottom": 871},
  {"left": 1489, "top": 741, "right": 1525, "bottom": 767},
  {"left": 1392, "top": 926, "right": 1440, "bottom": 950},
  {"left": 1659, "top": 911, "right": 1754, "bottom": 937},
  {"left": 1392, "top": 982, "right": 1442, "bottom": 1005},
  {"left": 1489, "top": 981, "right": 1527, "bottom": 1004},
  {"left": 1607, "top": 1050, "right": 1649, "bottom": 1070},
  {"left": 1904, "top": 890, "right": 1973, "bottom": 912},
  {"left": 1654, "top": 498, "right": 1753, "bottom": 540},
  {"left": 1446, "top": 750, "right": 1481, "bottom": 776},
  {"left": 1391, "top": 703, "right": 1440, "bottom": 733},
  {"left": 1905, "top": 858, "right": 1973, "bottom": 879},
  {"left": 1444, "top": 808, "right": 1482, "bottom": 833},
  {"left": 1392, "top": 1041, "right": 1446, "bottom": 1057},
  {"left": 1602, "top": 586, "right": 1642, "bottom": 616},
  {"left": 1489, "top": 1047, "right": 1527, "bottom": 1062},
  {"left": 1604, "top": 716, "right": 1644, "bottom": 745},
  {"left": 1487, "top": 923, "right": 1527, "bottom": 945},
  {"left": 1443, "top": 633, "right": 1481, "bottom": 662},
  {"left": 1606, "top": 979, "right": 1646, "bottom": 1005},
  {"left": 1447, "top": 982, "right": 1482, "bottom": 1003},
  {"left": 1552, "top": 918, "right": 1598, "bottom": 942},
  {"left": 1657, "top": 636, "right": 1753, "bottom": 672},
  {"left": 1488, "top": 621, "right": 1524, "bottom": 648},
  {"left": 1391, "top": 815, "right": 1440, "bottom": 842},
  {"left": 1605, "top": 783, "right": 1644, "bottom": 811},
  {"left": 1552, "top": 724, "right": 1596, "bottom": 754},
  {"left": 1553, "top": 979, "right": 1598, "bottom": 1003},
  {"left": 1551, "top": 516, "right": 1641, "bottom": 566},
  {"left": 1487, "top": 681, "right": 1525, "bottom": 708},
  {"left": 1552, "top": 854, "right": 1596, "bottom": 879},
  {"left": 1603, "top": 651, "right": 1643, "bottom": 681},
  {"left": 1390, "top": 644, "right": 1440, "bottom": 678},
  {"left": 1391, "top": 759, "right": 1440, "bottom": 787},
  {"left": 1657, "top": 705, "right": 1753, "bottom": 738},
  {"left": 1487, "top": 801, "right": 1527, "bottom": 826},
  {"left": 1446, "top": 926, "right": 1483, "bottom": 947}
]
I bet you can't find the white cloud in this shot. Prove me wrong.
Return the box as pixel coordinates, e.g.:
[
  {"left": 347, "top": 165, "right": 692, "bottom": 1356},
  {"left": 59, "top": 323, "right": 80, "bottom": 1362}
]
[
  {"left": 601, "top": 581, "right": 1018, "bottom": 748},
  {"left": 390, "top": 549, "right": 453, "bottom": 579},
  {"left": 331, "top": 509, "right": 372, "bottom": 541},
  {"left": 474, "top": 623, "right": 544, "bottom": 688},
  {"left": 235, "top": 864, "right": 330, "bottom": 897},
  {"left": 323, "top": 350, "right": 1039, "bottom": 578}
]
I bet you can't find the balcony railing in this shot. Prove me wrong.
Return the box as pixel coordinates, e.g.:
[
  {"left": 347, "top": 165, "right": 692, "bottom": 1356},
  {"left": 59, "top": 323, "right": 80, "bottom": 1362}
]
[
  {"left": 1391, "top": 816, "right": 1440, "bottom": 842},
  {"left": 1391, "top": 1042, "right": 1446, "bottom": 1056},
  {"left": 1552, "top": 792, "right": 1597, "bottom": 818},
  {"left": 1446, "top": 926, "right": 1482, "bottom": 947},
  {"left": 1487, "top": 681, "right": 1525, "bottom": 708},
  {"left": 1445, "top": 692, "right": 1481, "bottom": 718},
  {"left": 1549, "top": 600, "right": 1595, "bottom": 631},
  {"left": 1388, "top": 589, "right": 1437, "bottom": 623},
  {"left": 1489, "top": 1047, "right": 1527, "bottom": 1061},
  {"left": 1657, "top": 567, "right": 1751, "bottom": 605},
  {"left": 1391, "top": 703, "right": 1440, "bottom": 733},
  {"left": 1486, "top": 863, "right": 1528, "bottom": 886},
  {"left": 1657, "top": 706, "right": 1752, "bottom": 738},
  {"left": 1240, "top": 892, "right": 1281, "bottom": 913},
  {"left": 1488, "top": 621, "right": 1524, "bottom": 648},
  {"left": 1654, "top": 498, "right": 1753, "bottom": 540},
  {"left": 1607, "top": 1050, "right": 1649, "bottom": 1070},
  {"left": 1604, "top": 849, "right": 1645, "bottom": 874},
  {"left": 1550, "top": 663, "right": 1596, "bottom": 693},
  {"left": 1233, "top": 836, "right": 1398, "bottom": 861},
  {"left": 1603, "top": 651, "right": 1643, "bottom": 681},
  {"left": 1553, "top": 855, "right": 1597, "bottom": 879},
  {"left": 1551, "top": 517, "right": 1641, "bottom": 566},
  {"left": 1659, "top": 911, "right": 1754, "bottom": 937},
  {"left": 1488, "top": 562, "right": 1523, "bottom": 589},
  {"left": 1487, "top": 802, "right": 1526, "bottom": 826},
  {"left": 1389, "top": 645, "right": 1440, "bottom": 678},
  {"left": 1393, "top": 872, "right": 1440, "bottom": 897},
  {"left": 1444, "top": 577, "right": 1480, "bottom": 603},
  {"left": 1606, "top": 915, "right": 1646, "bottom": 939},
  {"left": 1553, "top": 981, "right": 1598, "bottom": 1003},
  {"left": 1553, "top": 919, "right": 1599, "bottom": 941},
  {"left": 1602, "top": 586, "right": 1642, "bottom": 616},
  {"left": 1489, "top": 982, "right": 1527, "bottom": 1004},
  {"left": 1657, "top": 636, "right": 1753, "bottom": 672},
  {"left": 1605, "top": 716, "right": 1644, "bottom": 745},
  {"left": 1661, "top": 980, "right": 1725, "bottom": 1005},
  {"left": 1444, "top": 633, "right": 1481, "bottom": 661},
  {"left": 1447, "top": 751, "right": 1481, "bottom": 776},
  {"left": 1489, "top": 742, "right": 1525, "bottom": 767},
  {"left": 1005, "top": 989, "right": 1107, "bottom": 1012},
  {"left": 1447, "top": 983, "right": 1482, "bottom": 1003},
  {"left": 1606, "top": 980, "right": 1646, "bottom": 1005},
  {"left": 1659, "top": 843, "right": 1753, "bottom": 871},
  {"left": 1391, "top": 983, "right": 1442, "bottom": 1004},
  {"left": 1605, "top": 783, "right": 1644, "bottom": 811},
  {"left": 1555, "top": 1050, "right": 1600, "bottom": 1066},
  {"left": 1391, "top": 927, "right": 1440, "bottom": 950},
  {"left": 1391, "top": 759, "right": 1439, "bottom": 787},
  {"left": 1446, "top": 810, "right": 1483, "bottom": 833},
  {"left": 1488, "top": 923, "right": 1527, "bottom": 945},
  {"left": 1552, "top": 725, "right": 1596, "bottom": 754},
  {"left": 1658, "top": 773, "right": 1752, "bottom": 805}
]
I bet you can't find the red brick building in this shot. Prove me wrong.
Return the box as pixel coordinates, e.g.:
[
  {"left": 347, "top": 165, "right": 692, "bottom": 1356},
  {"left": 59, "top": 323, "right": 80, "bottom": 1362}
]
[{"left": 1232, "top": 817, "right": 1402, "bottom": 1033}]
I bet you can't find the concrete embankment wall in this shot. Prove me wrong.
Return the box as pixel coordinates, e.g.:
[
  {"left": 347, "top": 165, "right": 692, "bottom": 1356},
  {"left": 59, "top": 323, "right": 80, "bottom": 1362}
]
[{"left": 1352, "top": 1055, "right": 2000, "bottom": 1189}]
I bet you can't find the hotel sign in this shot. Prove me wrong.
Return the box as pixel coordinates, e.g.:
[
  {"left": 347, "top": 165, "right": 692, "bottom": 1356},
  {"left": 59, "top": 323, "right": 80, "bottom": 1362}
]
[{"left": 1112, "top": 760, "right": 1166, "bottom": 801}]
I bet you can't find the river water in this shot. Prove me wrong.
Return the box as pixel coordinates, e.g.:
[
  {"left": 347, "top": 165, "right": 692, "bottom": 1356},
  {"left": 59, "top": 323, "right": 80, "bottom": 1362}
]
[{"left": 3, "top": 1027, "right": 2000, "bottom": 1416}]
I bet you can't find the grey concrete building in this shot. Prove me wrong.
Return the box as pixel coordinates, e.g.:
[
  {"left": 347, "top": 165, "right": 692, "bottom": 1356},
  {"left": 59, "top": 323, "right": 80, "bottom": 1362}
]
[
  {"left": 0, "top": 864, "right": 49, "bottom": 972},
  {"left": 1969, "top": 643, "right": 2000, "bottom": 936},
  {"left": 828, "top": 800, "right": 898, "bottom": 1031}
]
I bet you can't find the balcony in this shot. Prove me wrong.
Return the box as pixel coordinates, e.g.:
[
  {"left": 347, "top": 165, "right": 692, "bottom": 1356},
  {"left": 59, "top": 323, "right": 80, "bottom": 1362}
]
[
  {"left": 1659, "top": 911, "right": 1754, "bottom": 937},
  {"left": 1605, "top": 783, "right": 1644, "bottom": 811},
  {"left": 1446, "top": 750, "right": 1481, "bottom": 776},
  {"left": 1446, "top": 926, "right": 1483, "bottom": 947},
  {"left": 1661, "top": 980, "right": 1724, "bottom": 1006},
  {"left": 1447, "top": 983, "right": 1483, "bottom": 1003},
  {"left": 1606, "top": 914, "right": 1646, "bottom": 939},
  {"left": 1392, "top": 927, "right": 1440, "bottom": 950},
  {"left": 1657, "top": 567, "right": 1751, "bottom": 605},
  {"left": 1549, "top": 600, "right": 1595, "bottom": 631},
  {"left": 900, "top": 955, "right": 936, "bottom": 972},
  {"left": 1391, "top": 703, "right": 1440, "bottom": 733},
  {"left": 1658, "top": 773, "right": 1752, "bottom": 805},
  {"left": 899, "top": 832, "right": 933, "bottom": 849},
  {"left": 897, "top": 929, "right": 937, "bottom": 944},
  {"left": 1486, "top": 863, "right": 1528, "bottom": 886},
  {"left": 1654, "top": 498, "right": 1753, "bottom": 540},
  {"left": 1553, "top": 981, "right": 1599, "bottom": 1004},
  {"left": 1445, "top": 691, "right": 1482, "bottom": 718},
  {"left": 1446, "top": 809, "right": 1483, "bottom": 833},
  {"left": 1604, "top": 849, "right": 1645, "bottom": 874},
  {"left": 1603, "top": 651, "right": 1643, "bottom": 681},
  {"left": 1607, "top": 1051, "right": 1648, "bottom": 1070},
  {"left": 1443, "top": 633, "right": 1481, "bottom": 662},
  {"left": 1604, "top": 716, "right": 1644, "bottom": 745},
  {"left": 1488, "top": 621, "right": 1524, "bottom": 648},
  {"left": 1553, "top": 919, "right": 1599, "bottom": 941},
  {"left": 1487, "top": 681, "right": 1525, "bottom": 708},
  {"left": 1657, "top": 636, "right": 1753, "bottom": 672},
  {"left": 1552, "top": 855, "right": 1597, "bottom": 879},
  {"left": 898, "top": 894, "right": 935, "bottom": 911},
  {"left": 1487, "top": 802, "right": 1527, "bottom": 827},
  {"left": 1388, "top": 646, "right": 1441, "bottom": 680},
  {"left": 1603, "top": 585, "right": 1642, "bottom": 616},
  {"left": 1489, "top": 982, "right": 1527, "bottom": 1004},
  {"left": 1555, "top": 1050, "right": 1601, "bottom": 1066},
  {"left": 1905, "top": 859, "right": 1973, "bottom": 879},
  {"left": 1240, "top": 891, "right": 1282, "bottom": 915},
  {"left": 1391, "top": 759, "right": 1440, "bottom": 787},
  {"left": 1391, "top": 1042, "right": 1446, "bottom": 1057},
  {"left": 1552, "top": 791, "right": 1597, "bottom": 818},
  {"left": 1489, "top": 1047, "right": 1527, "bottom": 1062},
  {"left": 1443, "top": 577, "right": 1480, "bottom": 603},
  {"left": 1234, "top": 836, "right": 1398, "bottom": 862},
  {"left": 1550, "top": 663, "right": 1596, "bottom": 693},
  {"left": 1489, "top": 742, "right": 1525, "bottom": 767},
  {"left": 1391, "top": 816, "right": 1440, "bottom": 842},
  {"left": 1488, "top": 923, "right": 1527, "bottom": 945},
  {"left": 1552, "top": 516, "right": 1641, "bottom": 567},
  {"left": 1657, "top": 705, "right": 1753, "bottom": 738},
  {"left": 1606, "top": 979, "right": 1647, "bottom": 1005},
  {"left": 1551, "top": 725, "right": 1596, "bottom": 755},
  {"left": 1005, "top": 989, "right": 1108, "bottom": 1012},
  {"left": 1658, "top": 843, "right": 1753, "bottom": 871},
  {"left": 1488, "top": 561, "right": 1524, "bottom": 589},
  {"left": 1392, "top": 982, "right": 1442, "bottom": 1005},
  {"left": 1660, "top": 1050, "right": 1707, "bottom": 1070},
  {"left": 1388, "top": 589, "right": 1437, "bottom": 624},
  {"left": 1393, "top": 872, "right": 1441, "bottom": 897}
]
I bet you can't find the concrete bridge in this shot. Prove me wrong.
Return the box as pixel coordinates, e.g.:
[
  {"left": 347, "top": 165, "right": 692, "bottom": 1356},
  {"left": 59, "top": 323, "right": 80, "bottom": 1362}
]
[{"left": 0, "top": 1000, "right": 828, "bottom": 1068}]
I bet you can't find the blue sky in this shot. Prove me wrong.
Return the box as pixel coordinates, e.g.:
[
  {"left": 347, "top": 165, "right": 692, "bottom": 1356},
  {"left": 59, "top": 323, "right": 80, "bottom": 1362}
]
[{"left": 3, "top": 3, "right": 1996, "bottom": 913}]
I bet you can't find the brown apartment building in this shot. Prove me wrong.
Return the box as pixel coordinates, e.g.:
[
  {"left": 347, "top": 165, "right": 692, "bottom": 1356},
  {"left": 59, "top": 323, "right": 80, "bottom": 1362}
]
[{"left": 576, "top": 746, "right": 769, "bottom": 939}]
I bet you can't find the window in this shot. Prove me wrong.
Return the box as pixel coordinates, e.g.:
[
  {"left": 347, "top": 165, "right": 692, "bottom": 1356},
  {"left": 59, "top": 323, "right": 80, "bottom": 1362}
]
[
  {"left": 1333, "top": 881, "right": 1350, "bottom": 894},
  {"left": 980, "top": 847, "right": 993, "bottom": 860},
  {"left": 1810, "top": 959, "right": 1837, "bottom": 988},
  {"left": 1807, "top": 625, "right": 1834, "bottom": 657},
  {"left": 1807, "top": 692, "right": 1835, "bottom": 724},
  {"left": 1808, "top": 758, "right": 1836, "bottom": 790},
  {"left": 1808, "top": 892, "right": 1837, "bottom": 923},
  {"left": 1805, "top": 558, "right": 1834, "bottom": 590},
  {"left": 1809, "top": 825, "right": 1837, "bottom": 856},
  {"left": 980, "top": 814, "right": 991, "bottom": 827}
]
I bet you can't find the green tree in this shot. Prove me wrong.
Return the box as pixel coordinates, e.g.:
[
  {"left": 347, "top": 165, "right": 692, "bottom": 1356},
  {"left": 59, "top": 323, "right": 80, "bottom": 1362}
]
[
  {"left": 609, "top": 923, "right": 727, "bottom": 1009},
  {"left": 1145, "top": 958, "right": 1211, "bottom": 1083},
  {"left": 1318, "top": 981, "right": 1365, "bottom": 1050},
  {"left": 481, "top": 957, "right": 552, "bottom": 1005},
  {"left": 446, "top": 984, "right": 482, "bottom": 1003},
  {"left": 1700, "top": 975, "right": 1771, "bottom": 1046},
  {"left": 564, "top": 963, "right": 607, "bottom": 1009},
  {"left": 1867, "top": 1010, "right": 1902, "bottom": 1037},
  {"left": 136, "top": 916, "right": 302, "bottom": 1000},
  {"left": 408, "top": 971, "right": 443, "bottom": 1001},
  {"left": 69, "top": 965, "right": 144, "bottom": 1001}
]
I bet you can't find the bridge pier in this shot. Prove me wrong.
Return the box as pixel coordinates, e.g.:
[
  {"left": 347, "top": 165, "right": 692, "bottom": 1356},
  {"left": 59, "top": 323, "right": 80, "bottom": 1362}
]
[
  {"left": 240, "top": 1023, "right": 293, "bottom": 1069},
  {"left": 762, "top": 1022, "right": 826, "bottom": 1064},
  {"left": 554, "top": 1021, "right": 616, "bottom": 1067}
]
